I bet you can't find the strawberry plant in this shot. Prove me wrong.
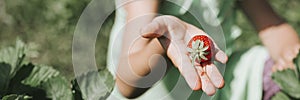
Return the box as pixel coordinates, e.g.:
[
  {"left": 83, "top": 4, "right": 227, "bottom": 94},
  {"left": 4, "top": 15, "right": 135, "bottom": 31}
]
[
  {"left": 0, "top": 39, "right": 114, "bottom": 100},
  {"left": 271, "top": 55, "right": 300, "bottom": 100},
  {"left": 0, "top": 39, "right": 72, "bottom": 99}
]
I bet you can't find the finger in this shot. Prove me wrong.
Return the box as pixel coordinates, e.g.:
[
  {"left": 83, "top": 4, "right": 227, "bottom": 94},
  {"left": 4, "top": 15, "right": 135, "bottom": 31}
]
[
  {"left": 141, "top": 15, "right": 186, "bottom": 40},
  {"left": 281, "top": 55, "right": 296, "bottom": 70},
  {"left": 195, "top": 66, "right": 216, "bottom": 96},
  {"left": 286, "top": 61, "right": 296, "bottom": 70},
  {"left": 275, "top": 60, "right": 285, "bottom": 71},
  {"left": 140, "top": 20, "right": 165, "bottom": 38},
  {"left": 214, "top": 49, "right": 228, "bottom": 64},
  {"left": 279, "top": 57, "right": 295, "bottom": 70},
  {"left": 283, "top": 50, "right": 297, "bottom": 61},
  {"left": 273, "top": 61, "right": 294, "bottom": 71},
  {"left": 205, "top": 64, "right": 225, "bottom": 88},
  {"left": 168, "top": 41, "right": 201, "bottom": 90}
]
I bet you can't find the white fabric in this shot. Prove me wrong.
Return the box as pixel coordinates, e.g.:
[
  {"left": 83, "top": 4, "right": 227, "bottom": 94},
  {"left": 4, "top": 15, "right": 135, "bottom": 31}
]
[
  {"left": 106, "top": 0, "right": 126, "bottom": 79},
  {"left": 106, "top": 1, "right": 172, "bottom": 99},
  {"left": 230, "top": 46, "right": 268, "bottom": 100}
]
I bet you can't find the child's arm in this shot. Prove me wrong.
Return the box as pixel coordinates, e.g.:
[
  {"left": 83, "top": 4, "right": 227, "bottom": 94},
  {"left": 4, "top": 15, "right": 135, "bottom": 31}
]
[
  {"left": 115, "top": 0, "right": 162, "bottom": 98},
  {"left": 239, "top": 0, "right": 300, "bottom": 71},
  {"left": 116, "top": 1, "right": 228, "bottom": 98}
]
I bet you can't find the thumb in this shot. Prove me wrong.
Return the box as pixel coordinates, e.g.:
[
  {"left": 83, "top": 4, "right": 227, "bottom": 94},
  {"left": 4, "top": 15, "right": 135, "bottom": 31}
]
[{"left": 140, "top": 19, "right": 166, "bottom": 38}]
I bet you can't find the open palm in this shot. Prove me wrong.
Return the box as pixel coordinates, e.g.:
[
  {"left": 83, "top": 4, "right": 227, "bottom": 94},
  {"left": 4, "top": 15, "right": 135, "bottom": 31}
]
[{"left": 141, "top": 15, "right": 228, "bottom": 96}]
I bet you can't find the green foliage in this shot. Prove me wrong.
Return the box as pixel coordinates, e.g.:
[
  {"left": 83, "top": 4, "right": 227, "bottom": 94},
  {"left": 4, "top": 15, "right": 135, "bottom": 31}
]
[
  {"left": 2, "top": 94, "right": 32, "bottom": 100},
  {"left": 21, "top": 64, "right": 73, "bottom": 99},
  {"left": 271, "top": 92, "right": 289, "bottom": 100},
  {"left": 270, "top": 0, "right": 300, "bottom": 33},
  {"left": 0, "top": 39, "right": 25, "bottom": 79},
  {"left": 21, "top": 65, "right": 60, "bottom": 87},
  {"left": 271, "top": 54, "right": 300, "bottom": 99},
  {"left": 0, "top": 0, "right": 116, "bottom": 79},
  {"left": 0, "top": 40, "right": 68, "bottom": 99},
  {"left": 41, "top": 76, "right": 73, "bottom": 100},
  {"left": 72, "top": 69, "right": 114, "bottom": 100},
  {"left": 272, "top": 69, "right": 300, "bottom": 99},
  {"left": 0, "top": 63, "right": 11, "bottom": 91},
  {"left": 295, "top": 54, "right": 300, "bottom": 79},
  {"left": 0, "top": 39, "right": 114, "bottom": 99}
]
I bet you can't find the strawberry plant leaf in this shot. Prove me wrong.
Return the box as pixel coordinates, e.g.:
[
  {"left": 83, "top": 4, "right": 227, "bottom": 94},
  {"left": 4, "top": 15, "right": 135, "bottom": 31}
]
[
  {"left": 0, "top": 63, "right": 11, "bottom": 93},
  {"left": 21, "top": 65, "right": 72, "bottom": 99},
  {"left": 40, "top": 76, "right": 73, "bottom": 100},
  {"left": 8, "top": 63, "right": 49, "bottom": 99},
  {"left": 272, "top": 69, "right": 300, "bottom": 98},
  {"left": 271, "top": 92, "right": 289, "bottom": 100},
  {"left": 0, "top": 39, "right": 25, "bottom": 79},
  {"left": 21, "top": 65, "right": 59, "bottom": 87},
  {"left": 74, "top": 68, "right": 114, "bottom": 100},
  {"left": 2, "top": 94, "right": 32, "bottom": 100}
]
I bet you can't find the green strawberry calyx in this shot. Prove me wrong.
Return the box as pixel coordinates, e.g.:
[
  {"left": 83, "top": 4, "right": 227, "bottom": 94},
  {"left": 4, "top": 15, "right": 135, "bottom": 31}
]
[{"left": 187, "top": 39, "right": 209, "bottom": 65}]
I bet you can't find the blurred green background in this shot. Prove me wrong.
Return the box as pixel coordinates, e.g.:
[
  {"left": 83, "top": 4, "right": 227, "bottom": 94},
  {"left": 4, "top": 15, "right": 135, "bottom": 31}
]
[{"left": 0, "top": 0, "right": 299, "bottom": 81}]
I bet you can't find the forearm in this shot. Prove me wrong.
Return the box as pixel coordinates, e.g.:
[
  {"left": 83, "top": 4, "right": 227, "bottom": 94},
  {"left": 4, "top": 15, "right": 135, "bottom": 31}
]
[
  {"left": 116, "top": 39, "right": 165, "bottom": 98},
  {"left": 238, "top": 0, "right": 285, "bottom": 31},
  {"left": 116, "top": 0, "right": 163, "bottom": 98}
]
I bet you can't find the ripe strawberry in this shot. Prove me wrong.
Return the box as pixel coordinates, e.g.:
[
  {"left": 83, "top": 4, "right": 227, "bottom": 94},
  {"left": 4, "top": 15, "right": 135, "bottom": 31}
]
[{"left": 187, "top": 35, "right": 214, "bottom": 65}]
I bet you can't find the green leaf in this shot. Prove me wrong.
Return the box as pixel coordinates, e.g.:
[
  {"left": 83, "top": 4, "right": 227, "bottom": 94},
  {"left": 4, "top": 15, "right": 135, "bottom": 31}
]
[
  {"left": 8, "top": 63, "right": 49, "bottom": 99},
  {"left": 294, "top": 54, "right": 300, "bottom": 78},
  {"left": 21, "top": 65, "right": 59, "bottom": 87},
  {"left": 74, "top": 68, "right": 114, "bottom": 100},
  {"left": 2, "top": 94, "right": 32, "bottom": 100},
  {"left": 98, "top": 69, "right": 114, "bottom": 90},
  {"left": 159, "top": 0, "right": 184, "bottom": 16},
  {"left": 9, "top": 63, "right": 34, "bottom": 90},
  {"left": 271, "top": 92, "right": 289, "bottom": 100},
  {"left": 20, "top": 64, "right": 72, "bottom": 99},
  {"left": 0, "top": 63, "right": 11, "bottom": 92},
  {"left": 272, "top": 69, "right": 300, "bottom": 98},
  {"left": 0, "top": 39, "right": 25, "bottom": 78},
  {"left": 41, "top": 76, "right": 73, "bottom": 100}
]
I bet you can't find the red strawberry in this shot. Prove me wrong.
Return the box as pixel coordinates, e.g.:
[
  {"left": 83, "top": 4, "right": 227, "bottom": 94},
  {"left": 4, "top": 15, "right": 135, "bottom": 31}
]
[{"left": 187, "top": 35, "right": 214, "bottom": 65}]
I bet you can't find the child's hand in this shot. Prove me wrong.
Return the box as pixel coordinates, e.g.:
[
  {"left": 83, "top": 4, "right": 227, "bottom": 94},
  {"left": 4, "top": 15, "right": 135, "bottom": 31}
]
[
  {"left": 141, "top": 15, "right": 228, "bottom": 96},
  {"left": 259, "top": 23, "right": 300, "bottom": 72}
]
